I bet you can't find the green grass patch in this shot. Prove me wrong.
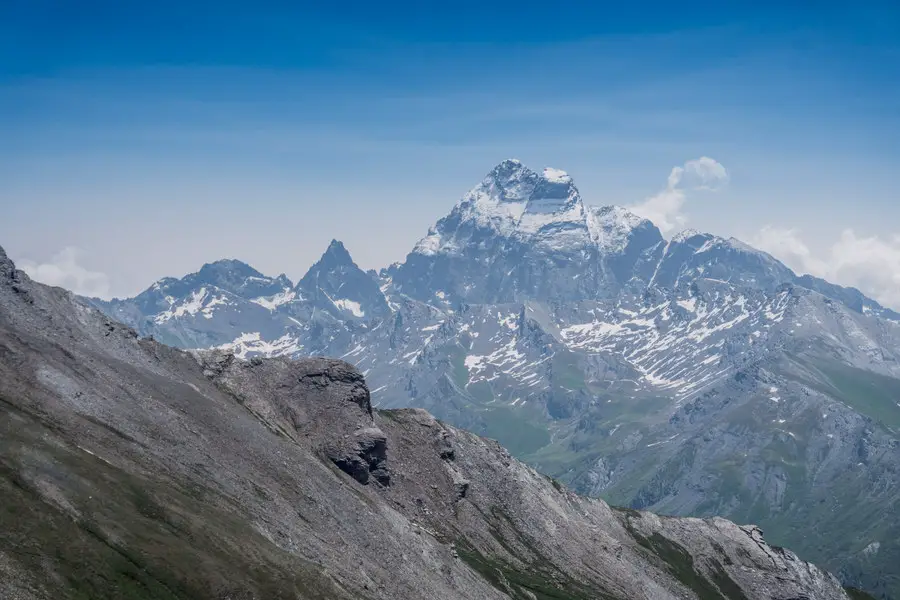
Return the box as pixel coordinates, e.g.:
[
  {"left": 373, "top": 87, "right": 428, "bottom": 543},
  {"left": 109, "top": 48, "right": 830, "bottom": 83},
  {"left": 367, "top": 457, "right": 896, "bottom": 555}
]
[
  {"left": 467, "top": 380, "right": 495, "bottom": 404},
  {"left": 550, "top": 351, "right": 587, "bottom": 391},
  {"left": 624, "top": 522, "right": 747, "bottom": 600},
  {"left": 449, "top": 346, "right": 470, "bottom": 389},
  {"left": 478, "top": 406, "right": 551, "bottom": 456},
  {"left": 455, "top": 539, "right": 614, "bottom": 600},
  {"left": 845, "top": 588, "right": 879, "bottom": 600},
  {"left": 785, "top": 355, "right": 900, "bottom": 431},
  {"left": 819, "top": 363, "right": 900, "bottom": 430},
  {"left": 0, "top": 400, "right": 350, "bottom": 600}
]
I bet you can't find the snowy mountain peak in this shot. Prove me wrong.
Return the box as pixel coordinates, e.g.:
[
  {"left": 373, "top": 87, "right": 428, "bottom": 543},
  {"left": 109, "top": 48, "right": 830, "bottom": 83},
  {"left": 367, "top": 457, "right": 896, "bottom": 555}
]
[
  {"left": 273, "top": 273, "right": 293, "bottom": 287},
  {"left": 524, "top": 166, "right": 581, "bottom": 216},
  {"left": 481, "top": 158, "right": 542, "bottom": 204},
  {"left": 671, "top": 229, "right": 703, "bottom": 243},
  {"left": 296, "top": 239, "right": 390, "bottom": 320},
  {"left": 477, "top": 159, "right": 581, "bottom": 212},
  {"left": 672, "top": 230, "right": 777, "bottom": 260},
  {"left": 150, "top": 277, "right": 179, "bottom": 290},
  {"left": 295, "top": 240, "right": 363, "bottom": 288},
  {"left": 196, "top": 258, "right": 265, "bottom": 283},
  {"left": 489, "top": 157, "right": 524, "bottom": 173},
  {"left": 411, "top": 160, "right": 587, "bottom": 257},
  {"left": 589, "top": 205, "right": 648, "bottom": 228},
  {"left": 122, "top": 258, "right": 293, "bottom": 315},
  {"left": 542, "top": 167, "right": 571, "bottom": 183},
  {"left": 320, "top": 239, "right": 355, "bottom": 265},
  {"left": 586, "top": 205, "right": 661, "bottom": 253},
  {"left": 301, "top": 240, "right": 369, "bottom": 283}
]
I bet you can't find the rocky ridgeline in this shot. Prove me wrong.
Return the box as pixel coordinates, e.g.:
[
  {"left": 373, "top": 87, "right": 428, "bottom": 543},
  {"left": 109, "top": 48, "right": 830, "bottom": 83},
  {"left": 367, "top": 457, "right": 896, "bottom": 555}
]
[{"left": 0, "top": 244, "right": 873, "bottom": 599}]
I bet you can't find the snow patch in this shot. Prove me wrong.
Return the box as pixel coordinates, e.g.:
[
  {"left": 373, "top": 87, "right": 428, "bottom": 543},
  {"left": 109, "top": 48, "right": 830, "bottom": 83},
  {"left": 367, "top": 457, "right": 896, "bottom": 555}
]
[
  {"left": 542, "top": 167, "right": 571, "bottom": 183},
  {"left": 154, "top": 287, "right": 231, "bottom": 323},
  {"left": 217, "top": 332, "right": 302, "bottom": 359},
  {"left": 677, "top": 298, "right": 697, "bottom": 312},
  {"left": 251, "top": 289, "right": 296, "bottom": 311},
  {"left": 333, "top": 298, "right": 365, "bottom": 317}
]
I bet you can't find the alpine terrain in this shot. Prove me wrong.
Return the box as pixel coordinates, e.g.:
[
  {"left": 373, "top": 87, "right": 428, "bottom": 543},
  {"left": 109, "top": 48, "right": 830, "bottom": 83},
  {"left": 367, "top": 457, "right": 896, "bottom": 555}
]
[
  {"left": 7, "top": 242, "right": 885, "bottom": 599},
  {"left": 87, "top": 160, "right": 900, "bottom": 598}
]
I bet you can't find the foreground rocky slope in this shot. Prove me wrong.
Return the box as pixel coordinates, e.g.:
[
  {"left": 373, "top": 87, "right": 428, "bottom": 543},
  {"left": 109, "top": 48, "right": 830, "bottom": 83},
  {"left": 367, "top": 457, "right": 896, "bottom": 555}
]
[{"left": 0, "top": 245, "right": 872, "bottom": 599}]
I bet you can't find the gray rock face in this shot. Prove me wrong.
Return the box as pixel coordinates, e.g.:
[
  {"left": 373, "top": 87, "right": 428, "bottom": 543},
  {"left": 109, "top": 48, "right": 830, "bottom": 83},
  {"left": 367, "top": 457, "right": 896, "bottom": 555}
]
[
  {"left": 0, "top": 245, "right": 13, "bottom": 279},
  {"left": 384, "top": 160, "right": 659, "bottom": 305},
  {"left": 295, "top": 239, "right": 391, "bottom": 321},
  {"left": 76, "top": 160, "right": 900, "bottom": 597},
  {"left": 0, "top": 252, "right": 863, "bottom": 599}
]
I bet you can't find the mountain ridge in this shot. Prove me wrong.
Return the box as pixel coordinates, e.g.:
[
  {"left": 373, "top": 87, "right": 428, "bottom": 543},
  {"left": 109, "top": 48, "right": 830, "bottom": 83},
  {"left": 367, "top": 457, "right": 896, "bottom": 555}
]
[
  {"left": 78, "top": 160, "right": 900, "bottom": 598},
  {"left": 0, "top": 245, "right": 874, "bottom": 599}
]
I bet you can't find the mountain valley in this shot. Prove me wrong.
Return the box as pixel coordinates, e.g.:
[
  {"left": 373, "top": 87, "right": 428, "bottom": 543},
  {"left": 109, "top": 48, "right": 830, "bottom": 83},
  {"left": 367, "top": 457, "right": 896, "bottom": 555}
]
[{"left": 83, "top": 160, "right": 900, "bottom": 598}]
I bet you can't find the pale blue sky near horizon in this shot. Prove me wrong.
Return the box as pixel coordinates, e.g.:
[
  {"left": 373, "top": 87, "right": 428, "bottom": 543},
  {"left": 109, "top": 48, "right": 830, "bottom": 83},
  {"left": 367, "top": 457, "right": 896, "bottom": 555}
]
[{"left": 1, "top": 2, "right": 899, "bottom": 305}]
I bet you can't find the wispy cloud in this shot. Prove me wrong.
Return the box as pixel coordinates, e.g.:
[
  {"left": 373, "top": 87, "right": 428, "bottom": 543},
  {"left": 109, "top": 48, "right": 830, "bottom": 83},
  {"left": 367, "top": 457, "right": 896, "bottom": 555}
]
[
  {"left": 751, "top": 226, "right": 900, "bottom": 309},
  {"left": 19, "top": 247, "right": 111, "bottom": 299},
  {"left": 628, "top": 157, "right": 729, "bottom": 233}
]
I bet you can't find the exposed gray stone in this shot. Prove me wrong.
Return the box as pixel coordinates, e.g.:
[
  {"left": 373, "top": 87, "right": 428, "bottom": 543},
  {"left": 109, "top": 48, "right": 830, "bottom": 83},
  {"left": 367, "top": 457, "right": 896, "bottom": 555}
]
[{"left": 0, "top": 248, "right": 861, "bottom": 600}]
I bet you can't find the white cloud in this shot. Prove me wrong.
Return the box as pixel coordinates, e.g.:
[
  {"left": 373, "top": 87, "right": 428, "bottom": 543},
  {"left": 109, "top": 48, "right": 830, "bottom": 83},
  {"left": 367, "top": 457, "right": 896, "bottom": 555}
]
[
  {"left": 751, "top": 226, "right": 900, "bottom": 310},
  {"left": 19, "top": 247, "right": 111, "bottom": 299},
  {"left": 749, "top": 226, "right": 827, "bottom": 275},
  {"left": 629, "top": 186, "right": 688, "bottom": 233},
  {"left": 678, "top": 156, "right": 730, "bottom": 191},
  {"left": 629, "top": 157, "right": 729, "bottom": 232}
]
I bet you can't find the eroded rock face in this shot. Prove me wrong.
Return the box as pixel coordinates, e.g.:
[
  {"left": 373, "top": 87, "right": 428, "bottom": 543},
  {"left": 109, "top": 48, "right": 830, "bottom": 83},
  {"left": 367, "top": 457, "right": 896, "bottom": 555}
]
[
  {"left": 195, "top": 352, "right": 390, "bottom": 485},
  {"left": 326, "top": 426, "right": 390, "bottom": 485},
  {"left": 0, "top": 245, "right": 13, "bottom": 280}
]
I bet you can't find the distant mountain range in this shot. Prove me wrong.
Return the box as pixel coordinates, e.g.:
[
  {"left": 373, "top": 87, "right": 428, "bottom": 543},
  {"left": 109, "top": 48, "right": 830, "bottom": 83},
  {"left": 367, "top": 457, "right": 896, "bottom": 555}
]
[
  {"left": 1, "top": 243, "right": 872, "bottom": 600},
  {"left": 86, "top": 159, "right": 900, "bottom": 598}
]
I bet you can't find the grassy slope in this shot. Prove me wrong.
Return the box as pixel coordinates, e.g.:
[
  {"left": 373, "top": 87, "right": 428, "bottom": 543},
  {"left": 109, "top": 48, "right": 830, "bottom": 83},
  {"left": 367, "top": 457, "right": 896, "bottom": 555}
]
[
  {"left": 511, "top": 353, "right": 900, "bottom": 599},
  {"left": 0, "top": 397, "right": 349, "bottom": 600}
]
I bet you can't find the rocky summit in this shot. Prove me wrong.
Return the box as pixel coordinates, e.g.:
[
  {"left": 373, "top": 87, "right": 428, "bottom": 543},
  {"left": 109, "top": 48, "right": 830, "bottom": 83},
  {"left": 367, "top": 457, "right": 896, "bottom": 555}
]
[
  {"left": 0, "top": 245, "right": 876, "bottom": 600},
  {"left": 84, "top": 160, "right": 900, "bottom": 598}
]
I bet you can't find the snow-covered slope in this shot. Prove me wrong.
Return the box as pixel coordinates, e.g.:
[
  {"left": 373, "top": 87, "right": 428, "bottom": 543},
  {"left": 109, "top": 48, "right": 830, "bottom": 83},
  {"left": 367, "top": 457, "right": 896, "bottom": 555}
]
[
  {"left": 87, "top": 159, "right": 900, "bottom": 409},
  {"left": 413, "top": 160, "right": 588, "bottom": 253},
  {"left": 389, "top": 160, "right": 662, "bottom": 305}
]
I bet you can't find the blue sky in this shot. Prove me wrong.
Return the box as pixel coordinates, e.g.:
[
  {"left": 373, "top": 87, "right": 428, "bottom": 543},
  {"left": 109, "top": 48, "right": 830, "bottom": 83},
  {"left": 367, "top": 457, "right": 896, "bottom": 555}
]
[{"left": 2, "top": 1, "right": 899, "bottom": 305}]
